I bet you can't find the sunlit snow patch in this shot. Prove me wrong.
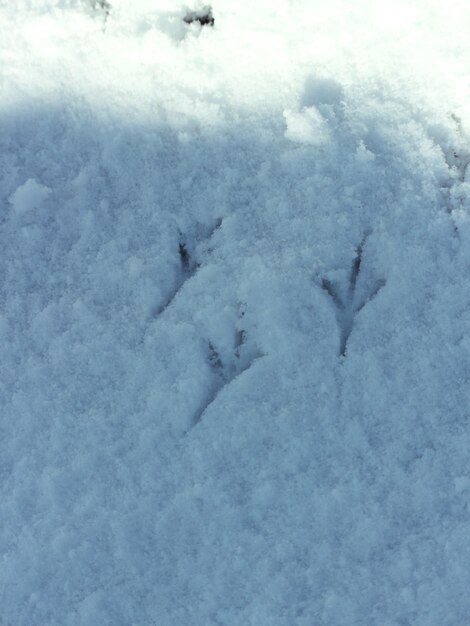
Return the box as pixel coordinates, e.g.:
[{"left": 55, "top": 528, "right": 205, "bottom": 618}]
[
  {"left": 9, "top": 179, "right": 51, "bottom": 215},
  {"left": 284, "top": 106, "right": 330, "bottom": 146}
]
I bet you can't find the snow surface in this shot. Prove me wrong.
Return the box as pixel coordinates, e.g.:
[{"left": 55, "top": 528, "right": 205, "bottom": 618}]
[{"left": 1, "top": 0, "right": 470, "bottom": 624}]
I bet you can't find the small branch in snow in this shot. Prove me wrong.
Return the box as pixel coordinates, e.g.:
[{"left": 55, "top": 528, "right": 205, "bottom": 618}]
[
  {"left": 89, "top": 0, "right": 111, "bottom": 27},
  {"left": 183, "top": 6, "right": 214, "bottom": 27}
]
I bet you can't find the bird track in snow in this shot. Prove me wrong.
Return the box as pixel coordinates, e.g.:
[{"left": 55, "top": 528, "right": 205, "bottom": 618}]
[
  {"left": 152, "top": 219, "right": 222, "bottom": 317},
  {"left": 186, "top": 315, "right": 263, "bottom": 434},
  {"left": 321, "top": 234, "right": 385, "bottom": 357}
]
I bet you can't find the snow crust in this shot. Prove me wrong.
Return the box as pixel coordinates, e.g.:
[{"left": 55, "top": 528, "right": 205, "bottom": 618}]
[{"left": 1, "top": 0, "right": 470, "bottom": 623}]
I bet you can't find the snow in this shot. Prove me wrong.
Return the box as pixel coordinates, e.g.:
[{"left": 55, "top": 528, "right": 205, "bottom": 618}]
[{"left": 1, "top": 0, "right": 470, "bottom": 624}]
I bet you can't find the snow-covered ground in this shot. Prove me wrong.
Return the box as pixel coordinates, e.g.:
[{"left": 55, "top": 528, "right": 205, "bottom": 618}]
[{"left": 1, "top": 1, "right": 470, "bottom": 623}]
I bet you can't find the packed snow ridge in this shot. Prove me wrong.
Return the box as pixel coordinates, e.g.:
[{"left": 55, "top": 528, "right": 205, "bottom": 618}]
[{"left": 1, "top": 0, "right": 470, "bottom": 624}]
